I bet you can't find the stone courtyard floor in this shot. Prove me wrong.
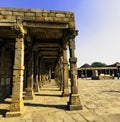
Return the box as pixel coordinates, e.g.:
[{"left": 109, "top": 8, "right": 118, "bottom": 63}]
[{"left": 0, "top": 79, "right": 120, "bottom": 122}]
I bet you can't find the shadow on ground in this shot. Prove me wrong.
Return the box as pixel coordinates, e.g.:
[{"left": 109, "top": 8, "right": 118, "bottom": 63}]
[
  {"left": 100, "top": 90, "right": 120, "bottom": 93},
  {"left": 35, "top": 93, "right": 62, "bottom": 97},
  {"left": 24, "top": 102, "right": 68, "bottom": 110},
  {"left": 40, "top": 88, "right": 60, "bottom": 91},
  {"left": 0, "top": 109, "right": 9, "bottom": 117}
]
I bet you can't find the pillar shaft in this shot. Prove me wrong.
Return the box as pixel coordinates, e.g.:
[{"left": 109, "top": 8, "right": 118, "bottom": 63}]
[
  {"left": 33, "top": 55, "right": 40, "bottom": 92},
  {"left": 6, "top": 37, "right": 25, "bottom": 117},
  {"left": 69, "top": 38, "right": 78, "bottom": 93},
  {"left": 68, "top": 33, "right": 82, "bottom": 110},
  {"left": 62, "top": 48, "right": 69, "bottom": 96},
  {"left": 24, "top": 50, "right": 34, "bottom": 100},
  {"left": 60, "top": 56, "right": 63, "bottom": 91}
]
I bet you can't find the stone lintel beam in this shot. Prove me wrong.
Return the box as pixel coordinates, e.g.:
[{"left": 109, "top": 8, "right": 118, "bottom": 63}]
[
  {"left": 38, "top": 47, "right": 59, "bottom": 51},
  {"left": 24, "top": 22, "right": 69, "bottom": 29},
  {"left": 40, "top": 51, "right": 58, "bottom": 55},
  {"left": 42, "top": 56, "right": 57, "bottom": 59},
  {"left": 37, "top": 43, "right": 60, "bottom": 48}
]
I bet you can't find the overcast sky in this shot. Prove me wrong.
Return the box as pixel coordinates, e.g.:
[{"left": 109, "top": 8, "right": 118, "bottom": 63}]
[{"left": 0, "top": 0, "right": 120, "bottom": 67}]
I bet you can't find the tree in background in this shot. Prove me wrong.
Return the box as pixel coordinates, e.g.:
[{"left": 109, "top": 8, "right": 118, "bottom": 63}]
[{"left": 91, "top": 62, "right": 107, "bottom": 67}]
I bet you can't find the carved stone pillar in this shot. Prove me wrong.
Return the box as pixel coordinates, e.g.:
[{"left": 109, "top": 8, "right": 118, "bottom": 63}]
[
  {"left": 33, "top": 55, "right": 40, "bottom": 92},
  {"left": 93, "top": 70, "right": 98, "bottom": 76},
  {"left": 62, "top": 48, "right": 69, "bottom": 96},
  {"left": 6, "top": 37, "right": 25, "bottom": 117},
  {"left": 60, "top": 56, "right": 63, "bottom": 91},
  {"left": 24, "top": 50, "right": 34, "bottom": 100},
  {"left": 48, "top": 66, "right": 51, "bottom": 82},
  {"left": 39, "top": 58, "right": 42, "bottom": 88},
  {"left": 67, "top": 30, "right": 82, "bottom": 110},
  {"left": 85, "top": 70, "right": 87, "bottom": 79},
  {"left": 55, "top": 64, "right": 59, "bottom": 87}
]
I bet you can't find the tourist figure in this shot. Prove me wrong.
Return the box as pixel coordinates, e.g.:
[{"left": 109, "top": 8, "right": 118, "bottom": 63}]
[
  {"left": 112, "top": 73, "right": 114, "bottom": 79},
  {"left": 81, "top": 74, "right": 84, "bottom": 79},
  {"left": 117, "top": 72, "right": 120, "bottom": 79}
]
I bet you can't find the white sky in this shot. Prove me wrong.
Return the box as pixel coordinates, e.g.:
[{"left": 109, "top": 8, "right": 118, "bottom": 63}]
[
  {"left": 0, "top": 0, "right": 120, "bottom": 67},
  {"left": 75, "top": 0, "right": 120, "bottom": 67}
]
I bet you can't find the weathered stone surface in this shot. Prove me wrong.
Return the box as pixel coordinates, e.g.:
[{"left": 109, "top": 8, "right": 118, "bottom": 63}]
[
  {"left": 0, "top": 8, "right": 75, "bottom": 28},
  {"left": 35, "top": 12, "right": 42, "bottom": 16},
  {"left": 24, "top": 88, "right": 34, "bottom": 100},
  {"left": 1, "top": 11, "right": 13, "bottom": 15},
  {"left": 53, "top": 17, "right": 63, "bottom": 22},
  {"left": 0, "top": 8, "right": 77, "bottom": 118},
  {"left": 24, "top": 12, "right": 35, "bottom": 17},
  {"left": 56, "top": 13, "right": 65, "bottom": 18},
  {"left": 35, "top": 16, "right": 45, "bottom": 21},
  {"left": 48, "top": 12, "right": 55, "bottom": 17},
  {"left": 13, "top": 12, "right": 24, "bottom": 16},
  {"left": 45, "top": 17, "right": 54, "bottom": 21}
]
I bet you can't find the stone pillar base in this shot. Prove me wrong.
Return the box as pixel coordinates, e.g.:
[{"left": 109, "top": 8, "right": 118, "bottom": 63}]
[
  {"left": 6, "top": 99, "right": 25, "bottom": 117},
  {"left": 67, "top": 94, "right": 82, "bottom": 111},
  {"left": 39, "top": 82, "right": 42, "bottom": 88},
  {"left": 6, "top": 109, "right": 25, "bottom": 118},
  {"left": 62, "top": 88, "right": 69, "bottom": 96},
  {"left": 24, "top": 88, "right": 34, "bottom": 100},
  {"left": 33, "top": 82, "right": 40, "bottom": 92}
]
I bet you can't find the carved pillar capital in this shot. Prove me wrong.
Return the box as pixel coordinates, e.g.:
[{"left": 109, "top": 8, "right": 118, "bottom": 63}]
[
  {"left": 68, "top": 29, "right": 78, "bottom": 39},
  {"left": 12, "top": 24, "right": 26, "bottom": 38}
]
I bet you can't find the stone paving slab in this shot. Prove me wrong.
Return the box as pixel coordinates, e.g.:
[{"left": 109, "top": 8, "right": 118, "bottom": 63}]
[{"left": 0, "top": 79, "right": 120, "bottom": 122}]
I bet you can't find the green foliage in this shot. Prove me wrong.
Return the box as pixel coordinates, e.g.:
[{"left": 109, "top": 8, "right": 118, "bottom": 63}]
[{"left": 91, "top": 62, "right": 107, "bottom": 67}]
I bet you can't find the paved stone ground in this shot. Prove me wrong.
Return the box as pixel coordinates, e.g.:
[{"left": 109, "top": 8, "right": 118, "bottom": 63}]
[{"left": 0, "top": 79, "right": 120, "bottom": 122}]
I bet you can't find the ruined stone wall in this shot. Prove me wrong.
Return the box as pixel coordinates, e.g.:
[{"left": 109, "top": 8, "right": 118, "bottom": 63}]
[
  {"left": 0, "top": 8, "right": 75, "bottom": 28},
  {"left": 0, "top": 45, "right": 13, "bottom": 101}
]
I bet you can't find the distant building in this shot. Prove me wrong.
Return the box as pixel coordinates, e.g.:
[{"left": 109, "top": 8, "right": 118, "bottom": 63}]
[{"left": 77, "top": 62, "right": 120, "bottom": 79}]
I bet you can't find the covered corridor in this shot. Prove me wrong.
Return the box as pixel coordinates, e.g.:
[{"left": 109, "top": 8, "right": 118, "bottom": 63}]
[{"left": 0, "top": 8, "right": 82, "bottom": 117}]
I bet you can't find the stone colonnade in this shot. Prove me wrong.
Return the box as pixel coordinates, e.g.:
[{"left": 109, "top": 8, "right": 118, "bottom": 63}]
[
  {"left": 0, "top": 8, "right": 83, "bottom": 117},
  {"left": 5, "top": 29, "right": 82, "bottom": 117},
  {"left": 79, "top": 68, "right": 116, "bottom": 79}
]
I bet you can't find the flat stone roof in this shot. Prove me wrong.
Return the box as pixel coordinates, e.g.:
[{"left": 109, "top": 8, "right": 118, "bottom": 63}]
[{"left": 0, "top": 8, "right": 75, "bottom": 29}]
